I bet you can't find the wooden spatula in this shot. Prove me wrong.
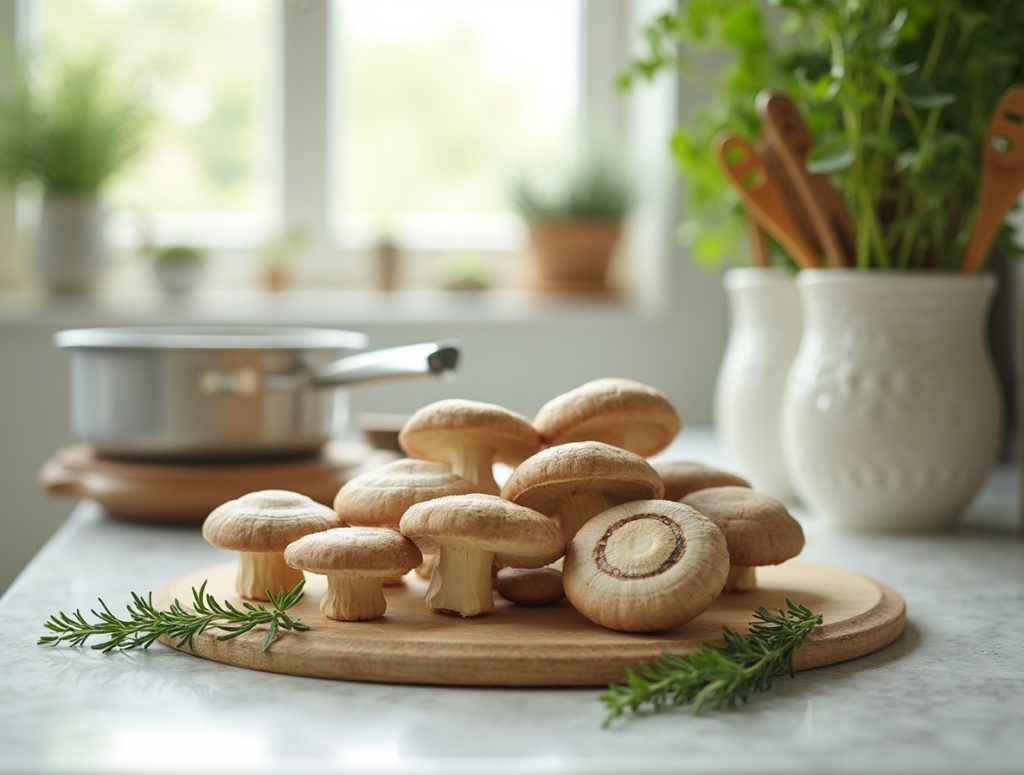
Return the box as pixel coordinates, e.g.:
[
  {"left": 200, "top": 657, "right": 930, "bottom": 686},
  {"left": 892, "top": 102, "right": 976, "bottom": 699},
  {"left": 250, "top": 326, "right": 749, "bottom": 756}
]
[
  {"left": 961, "top": 85, "right": 1024, "bottom": 273},
  {"left": 758, "top": 91, "right": 855, "bottom": 268},
  {"left": 714, "top": 132, "right": 822, "bottom": 269}
]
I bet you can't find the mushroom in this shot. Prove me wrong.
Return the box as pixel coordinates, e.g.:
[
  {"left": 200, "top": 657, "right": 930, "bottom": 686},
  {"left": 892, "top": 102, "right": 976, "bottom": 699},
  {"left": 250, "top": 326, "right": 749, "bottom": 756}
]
[
  {"left": 284, "top": 527, "right": 421, "bottom": 621},
  {"left": 495, "top": 567, "right": 565, "bottom": 606},
  {"left": 501, "top": 441, "right": 664, "bottom": 543},
  {"left": 533, "top": 378, "right": 681, "bottom": 457},
  {"left": 333, "top": 458, "right": 477, "bottom": 584},
  {"left": 399, "top": 399, "right": 541, "bottom": 495},
  {"left": 562, "top": 499, "right": 729, "bottom": 632},
  {"left": 399, "top": 493, "right": 565, "bottom": 617},
  {"left": 680, "top": 486, "right": 804, "bottom": 592},
  {"left": 654, "top": 460, "right": 751, "bottom": 501},
  {"left": 202, "top": 489, "right": 342, "bottom": 601}
]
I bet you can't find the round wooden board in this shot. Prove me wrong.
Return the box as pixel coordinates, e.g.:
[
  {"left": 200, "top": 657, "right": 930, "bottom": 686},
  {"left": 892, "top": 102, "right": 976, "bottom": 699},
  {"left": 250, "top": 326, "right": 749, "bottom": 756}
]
[{"left": 153, "top": 560, "right": 905, "bottom": 687}]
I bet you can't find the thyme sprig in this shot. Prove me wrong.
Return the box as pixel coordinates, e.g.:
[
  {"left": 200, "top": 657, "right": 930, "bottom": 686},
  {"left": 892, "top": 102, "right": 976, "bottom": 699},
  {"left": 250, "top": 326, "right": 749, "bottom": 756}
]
[
  {"left": 602, "top": 599, "right": 822, "bottom": 726},
  {"left": 39, "top": 580, "right": 308, "bottom": 654}
]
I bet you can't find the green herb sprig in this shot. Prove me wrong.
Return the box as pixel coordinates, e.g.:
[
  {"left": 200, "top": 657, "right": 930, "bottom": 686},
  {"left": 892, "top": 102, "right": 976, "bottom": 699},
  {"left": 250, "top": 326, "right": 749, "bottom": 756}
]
[
  {"left": 38, "top": 580, "right": 308, "bottom": 654},
  {"left": 601, "top": 599, "right": 822, "bottom": 726}
]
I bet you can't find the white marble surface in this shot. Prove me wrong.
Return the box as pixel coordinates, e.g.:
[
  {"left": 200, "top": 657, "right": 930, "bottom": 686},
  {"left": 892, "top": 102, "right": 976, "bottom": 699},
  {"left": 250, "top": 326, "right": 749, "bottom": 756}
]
[{"left": 1, "top": 433, "right": 1022, "bottom": 775}]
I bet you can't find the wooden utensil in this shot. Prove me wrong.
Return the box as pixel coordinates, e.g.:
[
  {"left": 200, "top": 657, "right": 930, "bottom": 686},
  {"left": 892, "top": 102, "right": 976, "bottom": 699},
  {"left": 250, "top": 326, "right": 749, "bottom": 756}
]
[
  {"left": 758, "top": 90, "right": 855, "bottom": 268},
  {"left": 715, "top": 132, "right": 822, "bottom": 269},
  {"left": 961, "top": 85, "right": 1024, "bottom": 273},
  {"left": 761, "top": 135, "right": 824, "bottom": 260}
]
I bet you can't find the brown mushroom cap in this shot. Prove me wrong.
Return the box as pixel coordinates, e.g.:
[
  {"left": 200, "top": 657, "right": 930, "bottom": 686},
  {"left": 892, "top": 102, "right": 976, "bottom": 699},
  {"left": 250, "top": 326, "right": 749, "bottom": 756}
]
[
  {"left": 400, "top": 493, "right": 565, "bottom": 568},
  {"left": 654, "top": 461, "right": 751, "bottom": 502},
  {"left": 334, "top": 459, "right": 477, "bottom": 527},
  {"left": 284, "top": 527, "right": 422, "bottom": 577},
  {"left": 562, "top": 499, "right": 729, "bottom": 632},
  {"left": 533, "top": 378, "right": 681, "bottom": 457},
  {"left": 680, "top": 486, "right": 804, "bottom": 567},
  {"left": 399, "top": 399, "right": 541, "bottom": 467},
  {"left": 501, "top": 441, "right": 664, "bottom": 513},
  {"left": 202, "top": 489, "right": 342, "bottom": 553},
  {"left": 495, "top": 567, "right": 565, "bottom": 606}
]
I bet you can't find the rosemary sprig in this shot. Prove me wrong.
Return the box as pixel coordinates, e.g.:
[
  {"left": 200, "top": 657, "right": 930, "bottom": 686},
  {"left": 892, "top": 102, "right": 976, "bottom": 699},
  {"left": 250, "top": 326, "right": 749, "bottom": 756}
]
[
  {"left": 38, "top": 580, "right": 308, "bottom": 654},
  {"left": 601, "top": 599, "right": 822, "bottom": 726}
]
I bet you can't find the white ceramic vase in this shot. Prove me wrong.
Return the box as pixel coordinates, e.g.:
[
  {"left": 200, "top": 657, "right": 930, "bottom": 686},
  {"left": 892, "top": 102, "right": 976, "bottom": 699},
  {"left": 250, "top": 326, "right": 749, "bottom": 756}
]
[
  {"left": 781, "top": 269, "right": 1001, "bottom": 530},
  {"left": 33, "top": 192, "right": 109, "bottom": 294},
  {"left": 154, "top": 260, "right": 205, "bottom": 294},
  {"left": 713, "top": 267, "right": 802, "bottom": 501}
]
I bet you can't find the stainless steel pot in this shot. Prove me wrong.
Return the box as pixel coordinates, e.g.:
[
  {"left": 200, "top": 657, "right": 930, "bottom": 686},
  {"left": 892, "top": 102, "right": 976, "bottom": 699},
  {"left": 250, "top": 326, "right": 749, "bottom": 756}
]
[{"left": 55, "top": 326, "right": 459, "bottom": 461}]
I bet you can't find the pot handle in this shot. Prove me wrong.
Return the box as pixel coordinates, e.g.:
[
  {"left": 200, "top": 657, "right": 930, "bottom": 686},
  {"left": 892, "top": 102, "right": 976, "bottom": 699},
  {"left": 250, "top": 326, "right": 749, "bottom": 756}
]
[{"left": 308, "top": 340, "right": 460, "bottom": 388}]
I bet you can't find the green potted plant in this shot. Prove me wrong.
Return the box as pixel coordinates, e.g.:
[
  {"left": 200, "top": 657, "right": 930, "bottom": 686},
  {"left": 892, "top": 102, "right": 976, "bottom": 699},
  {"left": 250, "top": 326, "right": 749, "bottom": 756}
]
[
  {"left": 153, "top": 245, "right": 206, "bottom": 295},
  {"left": 626, "top": 1, "right": 1024, "bottom": 529},
  {"left": 0, "top": 51, "right": 150, "bottom": 293},
  {"left": 510, "top": 141, "right": 635, "bottom": 294}
]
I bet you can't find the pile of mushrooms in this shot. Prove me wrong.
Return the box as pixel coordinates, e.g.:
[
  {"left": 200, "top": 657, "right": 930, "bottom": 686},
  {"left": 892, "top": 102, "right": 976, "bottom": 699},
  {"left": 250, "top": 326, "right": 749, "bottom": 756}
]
[{"left": 199, "top": 377, "right": 808, "bottom": 633}]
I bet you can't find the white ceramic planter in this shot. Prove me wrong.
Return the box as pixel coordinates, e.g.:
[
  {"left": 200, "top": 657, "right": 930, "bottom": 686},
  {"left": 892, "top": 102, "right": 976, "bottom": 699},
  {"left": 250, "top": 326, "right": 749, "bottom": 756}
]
[
  {"left": 33, "top": 193, "right": 109, "bottom": 294},
  {"left": 713, "top": 267, "right": 802, "bottom": 501},
  {"left": 154, "top": 260, "right": 205, "bottom": 294},
  {"left": 781, "top": 270, "right": 1001, "bottom": 530}
]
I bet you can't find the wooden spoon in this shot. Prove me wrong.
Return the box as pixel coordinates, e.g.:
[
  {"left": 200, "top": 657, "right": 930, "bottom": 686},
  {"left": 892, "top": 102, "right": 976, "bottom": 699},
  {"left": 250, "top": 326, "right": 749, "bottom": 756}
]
[
  {"left": 714, "top": 132, "right": 822, "bottom": 269},
  {"left": 961, "top": 85, "right": 1024, "bottom": 273},
  {"left": 757, "top": 90, "right": 854, "bottom": 268}
]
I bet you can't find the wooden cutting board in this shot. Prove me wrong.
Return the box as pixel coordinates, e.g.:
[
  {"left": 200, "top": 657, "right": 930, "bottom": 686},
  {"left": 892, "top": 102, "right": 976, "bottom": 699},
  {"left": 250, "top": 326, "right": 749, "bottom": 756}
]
[{"left": 153, "top": 559, "right": 905, "bottom": 686}]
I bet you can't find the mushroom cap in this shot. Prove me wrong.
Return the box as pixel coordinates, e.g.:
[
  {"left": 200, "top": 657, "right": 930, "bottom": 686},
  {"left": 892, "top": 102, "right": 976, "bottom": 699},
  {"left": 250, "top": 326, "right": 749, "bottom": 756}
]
[
  {"left": 495, "top": 567, "right": 565, "bottom": 605},
  {"left": 680, "top": 486, "right": 804, "bottom": 567},
  {"left": 399, "top": 493, "right": 565, "bottom": 568},
  {"left": 562, "top": 499, "right": 729, "bottom": 632},
  {"left": 284, "top": 527, "right": 422, "bottom": 577},
  {"left": 334, "top": 459, "right": 477, "bottom": 527},
  {"left": 501, "top": 441, "right": 664, "bottom": 514},
  {"left": 532, "top": 378, "right": 681, "bottom": 456},
  {"left": 202, "top": 489, "right": 342, "bottom": 553},
  {"left": 399, "top": 399, "right": 542, "bottom": 466},
  {"left": 654, "top": 460, "right": 751, "bottom": 502}
]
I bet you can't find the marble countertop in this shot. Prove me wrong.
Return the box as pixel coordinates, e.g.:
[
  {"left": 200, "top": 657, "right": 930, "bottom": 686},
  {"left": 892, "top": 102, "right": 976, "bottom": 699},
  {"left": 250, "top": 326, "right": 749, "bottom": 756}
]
[{"left": 1, "top": 438, "right": 1022, "bottom": 775}]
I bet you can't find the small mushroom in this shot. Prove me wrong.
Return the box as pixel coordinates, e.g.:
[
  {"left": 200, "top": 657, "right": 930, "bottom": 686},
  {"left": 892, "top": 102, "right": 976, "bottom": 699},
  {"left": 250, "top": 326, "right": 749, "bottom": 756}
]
[
  {"left": 495, "top": 567, "right": 565, "bottom": 606},
  {"left": 334, "top": 459, "right": 477, "bottom": 584},
  {"left": 533, "top": 378, "right": 682, "bottom": 457},
  {"left": 654, "top": 460, "right": 751, "bottom": 501},
  {"left": 562, "top": 499, "right": 729, "bottom": 632},
  {"left": 400, "top": 493, "right": 565, "bottom": 617},
  {"left": 284, "top": 527, "right": 422, "bottom": 621},
  {"left": 501, "top": 441, "right": 664, "bottom": 543},
  {"left": 681, "top": 486, "right": 804, "bottom": 592},
  {"left": 399, "top": 399, "right": 541, "bottom": 495},
  {"left": 202, "top": 489, "right": 342, "bottom": 601}
]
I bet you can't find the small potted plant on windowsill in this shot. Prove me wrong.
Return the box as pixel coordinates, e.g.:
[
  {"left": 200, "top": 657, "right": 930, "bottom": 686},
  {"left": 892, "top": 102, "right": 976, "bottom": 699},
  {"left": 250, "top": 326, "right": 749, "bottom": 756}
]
[
  {"left": 625, "top": 1, "right": 1024, "bottom": 530},
  {"left": 509, "top": 142, "right": 635, "bottom": 295},
  {"left": 152, "top": 245, "right": 206, "bottom": 295},
  {"left": 0, "top": 52, "right": 151, "bottom": 294}
]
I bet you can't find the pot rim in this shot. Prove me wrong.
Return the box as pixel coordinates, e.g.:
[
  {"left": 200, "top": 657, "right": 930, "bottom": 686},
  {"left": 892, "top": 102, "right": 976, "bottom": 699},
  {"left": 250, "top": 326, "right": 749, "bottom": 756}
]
[
  {"left": 724, "top": 266, "right": 798, "bottom": 290},
  {"left": 54, "top": 326, "right": 369, "bottom": 351},
  {"left": 796, "top": 268, "right": 996, "bottom": 288}
]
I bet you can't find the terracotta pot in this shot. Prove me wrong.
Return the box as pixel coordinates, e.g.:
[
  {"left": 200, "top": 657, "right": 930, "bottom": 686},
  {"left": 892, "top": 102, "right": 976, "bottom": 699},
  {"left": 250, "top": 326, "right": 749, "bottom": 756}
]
[{"left": 528, "top": 220, "right": 621, "bottom": 294}]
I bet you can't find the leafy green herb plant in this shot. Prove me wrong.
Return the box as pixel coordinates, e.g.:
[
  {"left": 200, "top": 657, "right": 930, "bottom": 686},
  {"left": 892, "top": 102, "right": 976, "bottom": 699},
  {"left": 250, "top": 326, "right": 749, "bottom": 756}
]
[
  {"left": 39, "top": 580, "right": 308, "bottom": 654},
  {"left": 601, "top": 599, "right": 822, "bottom": 726},
  {"left": 0, "top": 51, "right": 151, "bottom": 193},
  {"left": 623, "top": 0, "right": 1024, "bottom": 270}
]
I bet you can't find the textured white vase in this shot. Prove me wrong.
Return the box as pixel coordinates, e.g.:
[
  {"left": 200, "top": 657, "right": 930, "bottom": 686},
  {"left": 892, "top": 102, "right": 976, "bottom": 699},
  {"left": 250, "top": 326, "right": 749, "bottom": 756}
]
[
  {"left": 781, "top": 269, "right": 1001, "bottom": 530},
  {"left": 713, "top": 267, "right": 802, "bottom": 501},
  {"left": 33, "top": 193, "right": 109, "bottom": 294}
]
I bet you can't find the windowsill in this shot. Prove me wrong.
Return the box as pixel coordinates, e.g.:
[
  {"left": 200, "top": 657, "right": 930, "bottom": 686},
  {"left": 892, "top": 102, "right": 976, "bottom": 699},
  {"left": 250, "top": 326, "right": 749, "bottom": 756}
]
[{"left": 0, "top": 286, "right": 665, "bottom": 328}]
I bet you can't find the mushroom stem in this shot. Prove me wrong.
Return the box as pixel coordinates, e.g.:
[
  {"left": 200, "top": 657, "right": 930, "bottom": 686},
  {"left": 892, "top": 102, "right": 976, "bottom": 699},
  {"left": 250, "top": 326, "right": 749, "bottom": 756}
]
[
  {"left": 723, "top": 565, "right": 757, "bottom": 592},
  {"left": 450, "top": 444, "right": 500, "bottom": 495},
  {"left": 426, "top": 544, "right": 496, "bottom": 617},
  {"left": 320, "top": 575, "right": 387, "bottom": 621},
  {"left": 236, "top": 551, "right": 305, "bottom": 601},
  {"left": 557, "top": 490, "right": 614, "bottom": 543}
]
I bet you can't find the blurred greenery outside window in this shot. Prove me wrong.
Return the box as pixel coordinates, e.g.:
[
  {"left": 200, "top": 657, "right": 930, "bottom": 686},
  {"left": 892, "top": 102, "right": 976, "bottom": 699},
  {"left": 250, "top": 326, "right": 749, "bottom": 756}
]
[{"left": 33, "top": 0, "right": 582, "bottom": 270}]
